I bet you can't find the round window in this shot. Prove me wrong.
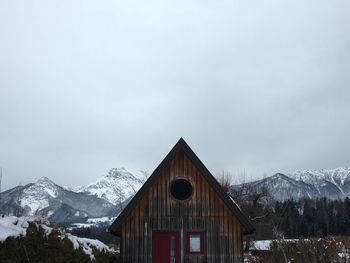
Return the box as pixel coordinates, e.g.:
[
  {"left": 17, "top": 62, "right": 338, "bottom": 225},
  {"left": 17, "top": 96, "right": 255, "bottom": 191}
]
[{"left": 170, "top": 179, "right": 193, "bottom": 200}]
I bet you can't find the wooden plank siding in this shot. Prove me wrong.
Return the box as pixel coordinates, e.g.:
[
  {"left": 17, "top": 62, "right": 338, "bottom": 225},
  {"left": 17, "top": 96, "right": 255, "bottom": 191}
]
[{"left": 120, "top": 150, "right": 243, "bottom": 263}]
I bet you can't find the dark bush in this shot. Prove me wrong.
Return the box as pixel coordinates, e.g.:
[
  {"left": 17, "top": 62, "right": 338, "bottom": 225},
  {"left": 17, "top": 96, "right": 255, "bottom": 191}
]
[{"left": 0, "top": 223, "right": 119, "bottom": 263}]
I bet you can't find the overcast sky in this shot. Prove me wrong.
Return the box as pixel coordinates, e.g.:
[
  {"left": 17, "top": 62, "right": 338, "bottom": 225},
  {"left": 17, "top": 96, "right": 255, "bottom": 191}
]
[{"left": 0, "top": 0, "right": 349, "bottom": 190}]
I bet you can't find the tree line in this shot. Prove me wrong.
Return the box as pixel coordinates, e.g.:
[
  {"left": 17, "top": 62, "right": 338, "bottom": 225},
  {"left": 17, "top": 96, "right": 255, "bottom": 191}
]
[
  {"left": 236, "top": 196, "right": 350, "bottom": 240},
  {"left": 275, "top": 197, "right": 350, "bottom": 238}
]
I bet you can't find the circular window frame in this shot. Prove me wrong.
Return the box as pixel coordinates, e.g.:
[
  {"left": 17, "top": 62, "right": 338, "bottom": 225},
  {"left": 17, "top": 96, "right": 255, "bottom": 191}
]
[{"left": 169, "top": 178, "right": 194, "bottom": 201}]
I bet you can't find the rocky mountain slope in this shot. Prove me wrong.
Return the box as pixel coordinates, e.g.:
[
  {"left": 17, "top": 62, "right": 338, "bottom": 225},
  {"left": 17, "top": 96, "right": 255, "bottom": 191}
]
[
  {"left": 0, "top": 168, "right": 143, "bottom": 224},
  {"left": 0, "top": 177, "right": 116, "bottom": 223},
  {"left": 75, "top": 167, "right": 144, "bottom": 205},
  {"left": 231, "top": 167, "right": 350, "bottom": 201},
  {"left": 290, "top": 167, "right": 350, "bottom": 198}
]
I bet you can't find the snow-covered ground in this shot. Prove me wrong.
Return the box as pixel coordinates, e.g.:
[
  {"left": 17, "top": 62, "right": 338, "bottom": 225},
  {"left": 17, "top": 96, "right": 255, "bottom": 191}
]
[
  {"left": 250, "top": 240, "right": 272, "bottom": 250},
  {"left": 0, "top": 215, "right": 114, "bottom": 260},
  {"left": 68, "top": 217, "right": 115, "bottom": 230},
  {"left": 250, "top": 239, "right": 299, "bottom": 250},
  {"left": 69, "top": 223, "right": 96, "bottom": 229},
  {"left": 87, "top": 216, "right": 114, "bottom": 224}
]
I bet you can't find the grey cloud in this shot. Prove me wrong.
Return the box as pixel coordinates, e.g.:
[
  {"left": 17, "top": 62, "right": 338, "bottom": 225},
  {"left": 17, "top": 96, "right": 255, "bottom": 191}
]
[{"left": 0, "top": 0, "right": 349, "bottom": 189}]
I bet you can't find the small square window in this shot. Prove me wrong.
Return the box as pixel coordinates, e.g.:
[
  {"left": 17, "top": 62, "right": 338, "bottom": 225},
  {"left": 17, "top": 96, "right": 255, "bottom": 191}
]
[
  {"left": 187, "top": 232, "right": 204, "bottom": 255},
  {"left": 189, "top": 235, "right": 201, "bottom": 252}
]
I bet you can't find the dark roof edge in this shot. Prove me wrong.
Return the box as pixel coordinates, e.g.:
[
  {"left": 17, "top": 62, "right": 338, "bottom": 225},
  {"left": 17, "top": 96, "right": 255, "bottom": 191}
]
[
  {"left": 108, "top": 138, "right": 183, "bottom": 235},
  {"left": 108, "top": 138, "right": 254, "bottom": 235},
  {"left": 178, "top": 139, "right": 254, "bottom": 234}
]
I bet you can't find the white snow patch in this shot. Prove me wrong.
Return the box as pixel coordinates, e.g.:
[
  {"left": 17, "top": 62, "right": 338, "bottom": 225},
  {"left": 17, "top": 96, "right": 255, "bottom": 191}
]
[
  {"left": 0, "top": 216, "right": 30, "bottom": 242},
  {"left": 87, "top": 217, "right": 112, "bottom": 223},
  {"left": 339, "top": 251, "right": 350, "bottom": 259},
  {"left": 251, "top": 240, "right": 272, "bottom": 250},
  {"left": 251, "top": 239, "right": 299, "bottom": 251},
  {"left": 65, "top": 233, "right": 111, "bottom": 260},
  {"left": 45, "top": 187, "right": 57, "bottom": 198},
  {"left": 0, "top": 216, "right": 51, "bottom": 242},
  {"left": 40, "top": 224, "right": 53, "bottom": 236},
  {"left": 20, "top": 195, "right": 49, "bottom": 216},
  {"left": 229, "top": 196, "right": 241, "bottom": 211},
  {"left": 47, "top": 210, "right": 54, "bottom": 218},
  {"left": 70, "top": 223, "right": 95, "bottom": 229}
]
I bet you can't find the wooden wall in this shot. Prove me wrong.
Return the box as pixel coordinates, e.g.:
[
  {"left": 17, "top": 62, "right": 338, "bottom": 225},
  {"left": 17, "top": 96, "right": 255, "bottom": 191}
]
[{"left": 120, "top": 150, "right": 243, "bottom": 263}]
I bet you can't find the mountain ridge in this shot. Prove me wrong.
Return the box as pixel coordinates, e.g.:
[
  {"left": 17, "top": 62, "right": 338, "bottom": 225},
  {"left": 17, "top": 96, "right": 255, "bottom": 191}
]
[
  {"left": 2, "top": 166, "right": 350, "bottom": 224},
  {"left": 231, "top": 166, "right": 350, "bottom": 201}
]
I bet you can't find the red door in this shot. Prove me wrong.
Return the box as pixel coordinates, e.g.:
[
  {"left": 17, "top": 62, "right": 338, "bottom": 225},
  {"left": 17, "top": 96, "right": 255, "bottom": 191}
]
[{"left": 153, "top": 232, "right": 179, "bottom": 263}]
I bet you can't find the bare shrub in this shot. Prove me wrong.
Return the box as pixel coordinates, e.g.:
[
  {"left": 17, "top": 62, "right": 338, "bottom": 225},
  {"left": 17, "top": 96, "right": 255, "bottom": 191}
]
[{"left": 217, "top": 170, "right": 233, "bottom": 193}]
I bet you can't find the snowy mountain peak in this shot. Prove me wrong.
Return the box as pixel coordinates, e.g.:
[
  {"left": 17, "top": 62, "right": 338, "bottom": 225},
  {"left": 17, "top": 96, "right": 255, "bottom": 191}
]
[
  {"left": 270, "top": 173, "right": 290, "bottom": 180},
  {"left": 37, "top": 176, "right": 52, "bottom": 182},
  {"left": 17, "top": 177, "right": 63, "bottom": 215},
  {"left": 76, "top": 167, "right": 144, "bottom": 205},
  {"left": 35, "top": 177, "right": 58, "bottom": 188},
  {"left": 105, "top": 167, "right": 129, "bottom": 176},
  {"left": 23, "top": 178, "right": 56, "bottom": 197},
  {"left": 104, "top": 167, "right": 144, "bottom": 182}
]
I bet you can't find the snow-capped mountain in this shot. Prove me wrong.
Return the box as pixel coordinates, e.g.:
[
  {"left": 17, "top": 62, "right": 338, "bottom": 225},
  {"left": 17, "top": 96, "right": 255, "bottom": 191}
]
[
  {"left": 19, "top": 177, "right": 60, "bottom": 215},
  {"left": 0, "top": 177, "right": 116, "bottom": 223},
  {"left": 290, "top": 167, "right": 350, "bottom": 198},
  {"left": 2, "top": 166, "right": 349, "bottom": 224},
  {"left": 0, "top": 168, "right": 145, "bottom": 224},
  {"left": 75, "top": 168, "right": 144, "bottom": 205},
  {"left": 231, "top": 167, "right": 350, "bottom": 201}
]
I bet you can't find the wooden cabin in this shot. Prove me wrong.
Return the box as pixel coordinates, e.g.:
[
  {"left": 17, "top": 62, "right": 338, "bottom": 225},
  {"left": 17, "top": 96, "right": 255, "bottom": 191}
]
[{"left": 109, "top": 138, "right": 254, "bottom": 263}]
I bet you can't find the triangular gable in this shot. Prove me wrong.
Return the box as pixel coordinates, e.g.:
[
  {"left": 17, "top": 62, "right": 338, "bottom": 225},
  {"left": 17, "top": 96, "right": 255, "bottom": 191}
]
[{"left": 108, "top": 138, "right": 254, "bottom": 235}]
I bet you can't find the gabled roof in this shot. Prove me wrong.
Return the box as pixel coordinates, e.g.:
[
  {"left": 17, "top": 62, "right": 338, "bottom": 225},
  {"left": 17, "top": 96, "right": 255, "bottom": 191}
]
[{"left": 108, "top": 138, "right": 254, "bottom": 235}]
